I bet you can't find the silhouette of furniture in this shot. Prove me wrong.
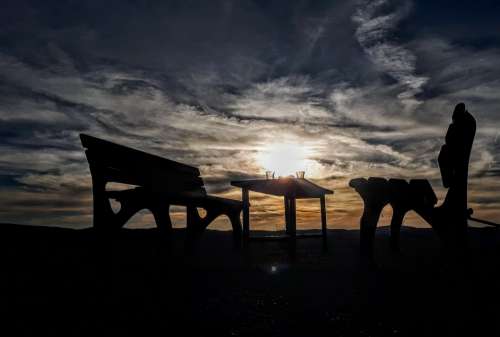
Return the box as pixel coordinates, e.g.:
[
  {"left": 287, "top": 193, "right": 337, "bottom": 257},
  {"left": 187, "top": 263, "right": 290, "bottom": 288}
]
[
  {"left": 349, "top": 103, "right": 476, "bottom": 257},
  {"left": 231, "top": 178, "right": 333, "bottom": 241},
  {"left": 80, "top": 134, "right": 243, "bottom": 245}
]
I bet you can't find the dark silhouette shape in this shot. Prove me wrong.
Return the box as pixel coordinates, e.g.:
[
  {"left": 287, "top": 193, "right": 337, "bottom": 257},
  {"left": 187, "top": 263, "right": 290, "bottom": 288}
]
[
  {"left": 5, "top": 222, "right": 500, "bottom": 336},
  {"left": 80, "top": 134, "right": 243, "bottom": 247},
  {"left": 350, "top": 103, "right": 476, "bottom": 257}
]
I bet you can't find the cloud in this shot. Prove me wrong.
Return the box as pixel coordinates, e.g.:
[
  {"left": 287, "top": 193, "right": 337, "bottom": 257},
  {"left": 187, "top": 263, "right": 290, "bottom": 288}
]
[
  {"left": 0, "top": 0, "right": 499, "bottom": 228},
  {"left": 353, "top": 0, "right": 428, "bottom": 112}
]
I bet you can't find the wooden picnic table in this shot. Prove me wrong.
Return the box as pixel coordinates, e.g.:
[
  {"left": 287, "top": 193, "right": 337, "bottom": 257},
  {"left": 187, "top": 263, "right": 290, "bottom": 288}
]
[{"left": 230, "top": 178, "right": 333, "bottom": 241}]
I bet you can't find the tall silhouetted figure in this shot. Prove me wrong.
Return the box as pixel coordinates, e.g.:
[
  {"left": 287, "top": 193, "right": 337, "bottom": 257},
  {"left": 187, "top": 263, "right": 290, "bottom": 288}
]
[
  {"left": 350, "top": 103, "right": 476, "bottom": 258},
  {"left": 436, "top": 103, "right": 476, "bottom": 246}
]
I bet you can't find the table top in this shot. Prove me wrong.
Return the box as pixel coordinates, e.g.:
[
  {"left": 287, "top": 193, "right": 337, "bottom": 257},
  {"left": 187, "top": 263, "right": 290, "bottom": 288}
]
[{"left": 231, "top": 178, "right": 333, "bottom": 199}]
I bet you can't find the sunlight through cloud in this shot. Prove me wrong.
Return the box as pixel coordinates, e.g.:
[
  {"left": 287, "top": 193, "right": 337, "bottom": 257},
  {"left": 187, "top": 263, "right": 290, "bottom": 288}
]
[{"left": 256, "top": 142, "right": 318, "bottom": 178}]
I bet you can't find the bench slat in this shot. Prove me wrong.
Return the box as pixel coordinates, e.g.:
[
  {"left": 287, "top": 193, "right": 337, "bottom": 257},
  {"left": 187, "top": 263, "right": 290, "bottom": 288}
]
[
  {"left": 87, "top": 153, "right": 204, "bottom": 186},
  {"left": 80, "top": 134, "right": 200, "bottom": 176},
  {"left": 99, "top": 167, "right": 205, "bottom": 192}
]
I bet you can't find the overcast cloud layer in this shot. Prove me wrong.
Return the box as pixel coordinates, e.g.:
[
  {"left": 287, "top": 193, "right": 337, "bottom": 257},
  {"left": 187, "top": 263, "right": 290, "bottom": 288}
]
[{"left": 1, "top": 0, "right": 499, "bottom": 229}]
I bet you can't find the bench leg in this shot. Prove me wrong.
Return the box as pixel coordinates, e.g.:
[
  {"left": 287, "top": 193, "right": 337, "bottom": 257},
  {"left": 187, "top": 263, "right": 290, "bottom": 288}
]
[
  {"left": 150, "top": 203, "right": 172, "bottom": 234},
  {"left": 185, "top": 206, "right": 203, "bottom": 251},
  {"left": 184, "top": 204, "right": 242, "bottom": 250},
  {"left": 90, "top": 175, "right": 116, "bottom": 230},
  {"left": 421, "top": 206, "right": 468, "bottom": 254},
  {"left": 320, "top": 195, "right": 328, "bottom": 250},
  {"left": 350, "top": 178, "right": 391, "bottom": 259},
  {"left": 186, "top": 206, "right": 200, "bottom": 228},
  {"left": 360, "top": 204, "right": 385, "bottom": 258},
  {"left": 114, "top": 201, "right": 144, "bottom": 228},
  {"left": 106, "top": 189, "right": 148, "bottom": 229},
  {"left": 242, "top": 188, "right": 250, "bottom": 240},
  {"left": 149, "top": 203, "right": 173, "bottom": 256},
  {"left": 227, "top": 210, "right": 242, "bottom": 249},
  {"left": 92, "top": 181, "right": 148, "bottom": 231},
  {"left": 389, "top": 206, "right": 409, "bottom": 253}
]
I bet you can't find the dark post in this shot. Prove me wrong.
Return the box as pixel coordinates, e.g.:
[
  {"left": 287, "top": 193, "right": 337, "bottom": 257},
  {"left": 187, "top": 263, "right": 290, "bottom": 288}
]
[
  {"left": 242, "top": 188, "right": 250, "bottom": 239},
  {"left": 284, "top": 196, "right": 290, "bottom": 234},
  {"left": 288, "top": 197, "right": 297, "bottom": 257},
  {"left": 320, "top": 195, "right": 327, "bottom": 238},
  {"left": 389, "top": 207, "right": 406, "bottom": 252},
  {"left": 289, "top": 197, "right": 296, "bottom": 237}
]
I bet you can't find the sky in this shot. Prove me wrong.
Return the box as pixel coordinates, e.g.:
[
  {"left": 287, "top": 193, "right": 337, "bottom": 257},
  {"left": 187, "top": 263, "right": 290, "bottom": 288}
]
[{"left": 1, "top": 0, "right": 500, "bottom": 231}]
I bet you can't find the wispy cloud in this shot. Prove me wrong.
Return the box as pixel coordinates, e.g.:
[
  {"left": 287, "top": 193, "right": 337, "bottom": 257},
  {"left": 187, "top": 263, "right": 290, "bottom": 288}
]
[
  {"left": 353, "top": 0, "right": 428, "bottom": 112},
  {"left": 0, "top": 0, "right": 499, "bottom": 228}
]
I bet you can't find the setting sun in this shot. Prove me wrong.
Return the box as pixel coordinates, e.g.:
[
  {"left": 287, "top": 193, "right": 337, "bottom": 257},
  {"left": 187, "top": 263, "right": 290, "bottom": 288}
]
[{"left": 256, "top": 142, "right": 315, "bottom": 177}]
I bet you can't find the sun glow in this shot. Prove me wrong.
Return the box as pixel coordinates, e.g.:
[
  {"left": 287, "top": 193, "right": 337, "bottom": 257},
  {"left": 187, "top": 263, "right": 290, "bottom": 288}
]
[{"left": 256, "top": 142, "right": 316, "bottom": 177}]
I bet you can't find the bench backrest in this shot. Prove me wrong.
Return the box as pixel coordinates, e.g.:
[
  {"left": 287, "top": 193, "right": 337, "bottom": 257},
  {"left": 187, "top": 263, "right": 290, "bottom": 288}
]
[{"left": 80, "top": 134, "right": 206, "bottom": 197}]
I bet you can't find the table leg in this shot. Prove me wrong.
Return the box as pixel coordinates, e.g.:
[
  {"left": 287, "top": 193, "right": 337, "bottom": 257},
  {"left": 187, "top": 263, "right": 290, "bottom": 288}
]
[
  {"left": 284, "top": 196, "right": 290, "bottom": 234},
  {"left": 288, "top": 197, "right": 297, "bottom": 257},
  {"left": 289, "top": 197, "right": 296, "bottom": 237},
  {"left": 242, "top": 188, "right": 250, "bottom": 239}
]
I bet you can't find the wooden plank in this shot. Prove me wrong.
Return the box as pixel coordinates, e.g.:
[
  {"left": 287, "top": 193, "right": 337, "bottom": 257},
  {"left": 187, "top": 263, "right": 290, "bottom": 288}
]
[
  {"left": 294, "top": 179, "right": 333, "bottom": 197},
  {"left": 231, "top": 178, "right": 333, "bottom": 198},
  {"left": 80, "top": 133, "right": 200, "bottom": 176},
  {"left": 81, "top": 134, "right": 206, "bottom": 194},
  {"left": 98, "top": 164, "right": 204, "bottom": 192},
  {"left": 85, "top": 149, "right": 201, "bottom": 181},
  {"left": 95, "top": 162, "right": 203, "bottom": 186}
]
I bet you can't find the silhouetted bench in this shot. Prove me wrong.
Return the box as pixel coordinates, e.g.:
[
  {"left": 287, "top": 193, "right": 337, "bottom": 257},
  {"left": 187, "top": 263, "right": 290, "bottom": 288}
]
[
  {"left": 80, "top": 134, "right": 242, "bottom": 245},
  {"left": 350, "top": 103, "right": 476, "bottom": 257}
]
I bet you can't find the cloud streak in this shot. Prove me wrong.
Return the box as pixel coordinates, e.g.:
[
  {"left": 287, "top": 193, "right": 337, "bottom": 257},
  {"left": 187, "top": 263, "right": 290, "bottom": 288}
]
[{"left": 353, "top": 0, "right": 428, "bottom": 111}]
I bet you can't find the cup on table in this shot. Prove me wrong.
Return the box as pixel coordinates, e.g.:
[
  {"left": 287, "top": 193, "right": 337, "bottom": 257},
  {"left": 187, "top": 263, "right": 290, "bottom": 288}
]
[
  {"left": 296, "top": 171, "right": 305, "bottom": 179},
  {"left": 266, "top": 171, "right": 275, "bottom": 179}
]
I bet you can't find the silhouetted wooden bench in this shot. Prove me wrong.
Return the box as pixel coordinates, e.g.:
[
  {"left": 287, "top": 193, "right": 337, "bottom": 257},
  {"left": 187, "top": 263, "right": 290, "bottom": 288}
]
[
  {"left": 80, "top": 134, "right": 242, "bottom": 245},
  {"left": 350, "top": 103, "right": 477, "bottom": 257}
]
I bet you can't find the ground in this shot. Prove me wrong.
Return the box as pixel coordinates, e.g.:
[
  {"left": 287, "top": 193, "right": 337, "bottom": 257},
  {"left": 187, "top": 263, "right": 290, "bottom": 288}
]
[{"left": 3, "top": 223, "right": 500, "bottom": 336}]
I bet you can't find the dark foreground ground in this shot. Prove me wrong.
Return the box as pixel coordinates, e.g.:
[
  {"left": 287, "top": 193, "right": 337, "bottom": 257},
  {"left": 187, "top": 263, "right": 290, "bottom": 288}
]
[{"left": 3, "top": 223, "right": 500, "bottom": 336}]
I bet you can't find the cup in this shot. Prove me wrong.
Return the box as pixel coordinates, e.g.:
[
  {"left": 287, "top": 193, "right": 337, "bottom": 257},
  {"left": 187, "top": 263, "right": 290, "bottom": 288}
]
[
  {"left": 266, "top": 171, "right": 275, "bottom": 179},
  {"left": 296, "top": 171, "right": 305, "bottom": 179}
]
